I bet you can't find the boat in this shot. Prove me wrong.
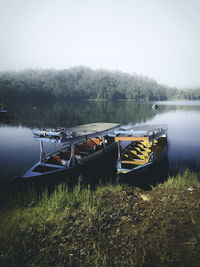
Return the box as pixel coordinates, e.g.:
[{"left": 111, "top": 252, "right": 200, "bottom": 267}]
[
  {"left": 21, "top": 122, "right": 120, "bottom": 180},
  {"left": 115, "top": 125, "right": 168, "bottom": 175},
  {"left": 0, "top": 109, "right": 8, "bottom": 113},
  {"left": 0, "top": 101, "right": 8, "bottom": 114}
]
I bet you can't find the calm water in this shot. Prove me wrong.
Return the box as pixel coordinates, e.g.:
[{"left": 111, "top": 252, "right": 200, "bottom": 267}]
[{"left": 0, "top": 100, "right": 200, "bottom": 182}]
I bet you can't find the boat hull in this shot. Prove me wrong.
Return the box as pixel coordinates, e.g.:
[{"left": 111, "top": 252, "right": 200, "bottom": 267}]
[
  {"left": 21, "top": 142, "right": 117, "bottom": 183},
  {"left": 117, "top": 133, "right": 168, "bottom": 176},
  {"left": 118, "top": 154, "right": 169, "bottom": 190},
  {"left": 118, "top": 144, "right": 168, "bottom": 176}
]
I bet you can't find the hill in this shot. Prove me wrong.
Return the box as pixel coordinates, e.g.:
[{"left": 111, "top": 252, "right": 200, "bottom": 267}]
[{"left": 0, "top": 67, "right": 178, "bottom": 101}]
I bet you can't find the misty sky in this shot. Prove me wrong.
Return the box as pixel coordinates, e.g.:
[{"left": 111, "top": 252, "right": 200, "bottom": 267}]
[{"left": 0, "top": 0, "right": 200, "bottom": 88}]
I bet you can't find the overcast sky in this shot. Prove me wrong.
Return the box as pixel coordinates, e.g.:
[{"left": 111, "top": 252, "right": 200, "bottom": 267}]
[{"left": 0, "top": 0, "right": 200, "bottom": 88}]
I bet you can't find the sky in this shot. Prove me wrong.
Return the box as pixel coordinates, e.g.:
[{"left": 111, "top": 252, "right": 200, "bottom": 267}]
[{"left": 0, "top": 0, "right": 200, "bottom": 88}]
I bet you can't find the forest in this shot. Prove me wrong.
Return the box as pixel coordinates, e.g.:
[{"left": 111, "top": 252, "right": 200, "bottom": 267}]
[{"left": 0, "top": 66, "right": 200, "bottom": 101}]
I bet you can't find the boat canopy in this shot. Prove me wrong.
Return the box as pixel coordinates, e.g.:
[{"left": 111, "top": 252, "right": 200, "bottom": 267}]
[
  {"left": 115, "top": 124, "right": 168, "bottom": 142},
  {"left": 33, "top": 122, "right": 120, "bottom": 144}
]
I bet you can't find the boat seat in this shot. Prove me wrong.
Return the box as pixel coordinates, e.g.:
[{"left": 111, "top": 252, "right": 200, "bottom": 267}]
[
  {"left": 85, "top": 140, "right": 96, "bottom": 149},
  {"left": 79, "top": 151, "right": 89, "bottom": 157},
  {"left": 60, "top": 151, "right": 71, "bottom": 160},
  {"left": 136, "top": 154, "right": 146, "bottom": 160},
  {"left": 85, "top": 140, "right": 97, "bottom": 151},
  {"left": 130, "top": 150, "right": 138, "bottom": 155},
  {"left": 143, "top": 148, "right": 151, "bottom": 153},
  {"left": 123, "top": 151, "right": 140, "bottom": 161},
  {"left": 151, "top": 140, "right": 158, "bottom": 144},
  {"left": 90, "top": 138, "right": 103, "bottom": 146},
  {"left": 121, "top": 159, "right": 147, "bottom": 165},
  {"left": 49, "top": 155, "right": 62, "bottom": 165},
  {"left": 140, "top": 150, "right": 149, "bottom": 156},
  {"left": 90, "top": 138, "right": 99, "bottom": 145},
  {"left": 77, "top": 144, "right": 88, "bottom": 152}
]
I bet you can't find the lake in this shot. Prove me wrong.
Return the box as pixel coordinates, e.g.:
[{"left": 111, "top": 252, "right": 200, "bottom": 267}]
[{"left": 0, "top": 100, "right": 200, "bottom": 183}]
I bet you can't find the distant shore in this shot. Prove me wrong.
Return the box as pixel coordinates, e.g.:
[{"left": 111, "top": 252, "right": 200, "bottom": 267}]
[{"left": 1, "top": 68, "right": 200, "bottom": 103}]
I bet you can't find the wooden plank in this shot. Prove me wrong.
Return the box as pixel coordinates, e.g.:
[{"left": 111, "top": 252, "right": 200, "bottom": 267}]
[
  {"left": 121, "top": 160, "right": 146, "bottom": 164},
  {"left": 138, "top": 144, "right": 145, "bottom": 149},
  {"left": 115, "top": 136, "right": 149, "bottom": 141},
  {"left": 117, "top": 141, "right": 121, "bottom": 158},
  {"left": 136, "top": 154, "right": 146, "bottom": 160},
  {"left": 140, "top": 150, "right": 149, "bottom": 156},
  {"left": 130, "top": 150, "right": 138, "bottom": 155},
  {"left": 143, "top": 148, "right": 152, "bottom": 153}
]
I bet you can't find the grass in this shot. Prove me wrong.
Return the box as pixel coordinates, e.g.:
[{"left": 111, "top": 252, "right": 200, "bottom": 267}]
[
  {"left": 1, "top": 171, "right": 200, "bottom": 266},
  {"left": 0, "top": 180, "right": 123, "bottom": 266},
  {"left": 0, "top": 180, "right": 122, "bottom": 230},
  {"left": 156, "top": 169, "right": 200, "bottom": 189}
]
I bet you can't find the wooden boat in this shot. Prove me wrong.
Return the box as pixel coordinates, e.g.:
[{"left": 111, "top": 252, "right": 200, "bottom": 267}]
[
  {"left": 21, "top": 123, "right": 120, "bottom": 180},
  {"left": 0, "top": 102, "right": 8, "bottom": 113},
  {"left": 115, "top": 125, "right": 168, "bottom": 175}
]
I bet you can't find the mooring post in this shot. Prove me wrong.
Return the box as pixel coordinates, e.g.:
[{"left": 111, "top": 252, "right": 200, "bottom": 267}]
[
  {"left": 69, "top": 143, "right": 75, "bottom": 166},
  {"left": 39, "top": 141, "right": 45, "bottom": 162},
  {"left": 102, "top": 136, "right": 106, "bottom": 149},
  {"left": 117, "top": 140, "right": 121, "bottom": 168}
]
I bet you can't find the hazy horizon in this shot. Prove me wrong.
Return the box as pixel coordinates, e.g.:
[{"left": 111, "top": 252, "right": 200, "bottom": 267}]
[{"left": 1, "top": 0, "right": 200, "bottom": 88}]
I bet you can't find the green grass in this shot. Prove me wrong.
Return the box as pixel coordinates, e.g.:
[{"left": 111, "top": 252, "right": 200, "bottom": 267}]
[
  {"left": 1, "top": 171, "right": 200, "bottom": 266},
  {"left": 0, "top": 180, "right": 123, "bottom": 266},
  {"left": 0, "top": 180, "right": 122, "bottom": 240},
  {"left": 157, "top": 169, "right": 200, "bottom": 189}
]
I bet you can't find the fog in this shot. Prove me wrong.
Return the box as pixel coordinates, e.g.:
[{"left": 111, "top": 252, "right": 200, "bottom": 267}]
[{"left": 0, "top": 0, "right": 200, "bottom": 88}]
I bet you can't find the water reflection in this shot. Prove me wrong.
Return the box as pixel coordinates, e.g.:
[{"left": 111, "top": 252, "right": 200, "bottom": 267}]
[
  {"left": 0, "top": 100, "right": 200, "bottom": 183},
  {"left": 4, "top": 100, "right": 165, "bottom": 128}
]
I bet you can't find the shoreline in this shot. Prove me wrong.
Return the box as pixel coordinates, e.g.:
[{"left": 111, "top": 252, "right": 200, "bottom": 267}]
[{"left": 1, "top": 170, "right": 200, "bottom": 266}]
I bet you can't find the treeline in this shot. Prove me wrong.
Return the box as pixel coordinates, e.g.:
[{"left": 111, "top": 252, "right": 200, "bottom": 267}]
[
  {"left": 174, "top": 88, "right": 200, "bottom": 100},
  {"left": 0, "top": 66, "right": 199, "bottom": 101}
]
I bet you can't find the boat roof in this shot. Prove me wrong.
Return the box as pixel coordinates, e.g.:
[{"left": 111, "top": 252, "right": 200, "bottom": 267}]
[
  {"left": 115, "top": 124, "right": 168, "bottom": 142},
  {"left": 65, "top": 122, "right": 120, "bottom": 135},
  {"left": 33, "top": 122, "right": 120, "bottom": 143}
]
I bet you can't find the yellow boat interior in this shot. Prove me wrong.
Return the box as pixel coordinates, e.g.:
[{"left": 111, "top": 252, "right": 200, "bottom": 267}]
[
  {"left": 120, "top": 137, "right": 167, "bottom": 170},
  {"left": 115, "top": 125, "right": 168, "bottom": 173}
]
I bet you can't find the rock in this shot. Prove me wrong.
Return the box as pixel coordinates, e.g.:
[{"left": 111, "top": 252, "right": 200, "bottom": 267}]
[
  {"left": 187, "top": 187, "right": 194, "bottom": 191},
  {"left": 140, "top": 194, "right": 151, "bottom": 201},
  {"left": 152, "top": 104, "right": 158, "bottom": 110}
]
